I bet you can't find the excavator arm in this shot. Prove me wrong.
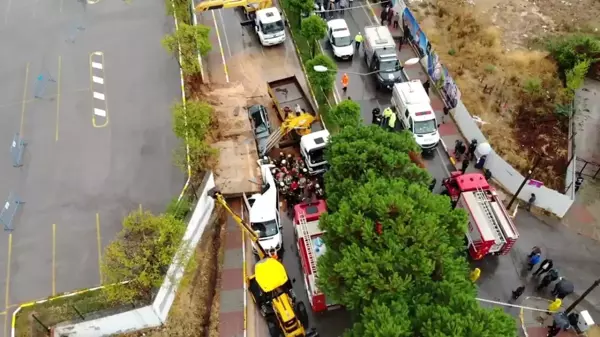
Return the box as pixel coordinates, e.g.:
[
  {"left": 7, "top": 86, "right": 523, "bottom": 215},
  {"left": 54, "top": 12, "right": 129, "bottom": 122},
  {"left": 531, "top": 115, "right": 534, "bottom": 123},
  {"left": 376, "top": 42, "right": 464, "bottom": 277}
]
[
  {"left": 194, "top": 0, "right": 272, "bottom": 12},
  {"left": 208, "top": 187, "right": 270, "bottom": 259}
]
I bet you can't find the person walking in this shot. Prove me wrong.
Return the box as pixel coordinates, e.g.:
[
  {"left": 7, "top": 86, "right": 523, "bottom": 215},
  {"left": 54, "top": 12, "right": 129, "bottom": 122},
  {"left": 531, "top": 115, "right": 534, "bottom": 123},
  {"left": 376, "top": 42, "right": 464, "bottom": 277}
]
[
  {"left": 423, "top": 80, "right": 431, "bottom": 96},
  {"left": 387, "top": 8, "right": 394, "bottom": 27},
  {"left": 380, "top": 6, "right": 389, "bottom": 25},
  {"left": 393, "top": 11, "right": 400, "bottom": 29},
  {"left": 339, "top": 0, "right": 348, "bottom": 16},
  {"left": 533, "top": 258, "right": 554, "bottom": 276},
  {"left": 402, "top": 23, "right": 410, "bottom": 43},
  {"left": 512, "top": 285, "right": 525, "bottom": 300},
  {"left": 371, "top": 107, "right": 381, "bottom": 125},
  {"left": 382, "top": 107, "right": 393, "bottom": 129},
  {"left": 354, "top": 32, "right": 363, "bottom": 51},
  {"left": 527, "top": 193, "right": 536, "bottom": 211},
  {"left": 527, "top": 252, "right": 541, "bottom": 271},
  {"left": 575, "top": 173, "right": 584, "bottom": 192},
  {"left": 537, "top": 269, "right": 559, "bottom": 291},
  {"left": 528, "top": 246, "right": 542, "bottom": 258},
  {"left": 461, "top": 158, "right": 470, "bottom": 174},
  {"left": 341, "top": 73, "right": 349, "bottom": 93},
  {"left": 386, "top": 107, "right": 397, "bottom": 131},
  {"left": 469, "top": 268, "right": 481, "bottom": 282}
]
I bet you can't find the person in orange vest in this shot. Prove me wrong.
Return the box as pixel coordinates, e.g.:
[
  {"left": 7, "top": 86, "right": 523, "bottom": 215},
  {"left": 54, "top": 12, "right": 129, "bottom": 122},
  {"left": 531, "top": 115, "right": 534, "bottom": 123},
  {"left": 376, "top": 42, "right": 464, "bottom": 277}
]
[{"left": 341, "top": 73, "right": 349, "bottom": 93}]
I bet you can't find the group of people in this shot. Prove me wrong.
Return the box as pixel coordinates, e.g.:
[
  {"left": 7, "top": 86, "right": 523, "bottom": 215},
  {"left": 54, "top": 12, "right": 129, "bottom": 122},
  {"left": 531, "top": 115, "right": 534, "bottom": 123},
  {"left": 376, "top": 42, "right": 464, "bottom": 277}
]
[
  {"left": 316, "top": 0, "right": 349, "bottom": 19},
  {"left": 264, "top": 153, "right": 325, "bottom": 215}
]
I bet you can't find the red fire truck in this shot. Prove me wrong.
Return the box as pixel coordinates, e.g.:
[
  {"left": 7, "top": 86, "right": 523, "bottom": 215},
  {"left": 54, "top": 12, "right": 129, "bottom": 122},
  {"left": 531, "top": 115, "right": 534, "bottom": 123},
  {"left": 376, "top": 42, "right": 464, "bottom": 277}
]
[
  {"left": 442, "top": 172, "right": 519, "bottom": 260},
  {"left": 293, "top": 200, "right": 339, "bottom": 313}
]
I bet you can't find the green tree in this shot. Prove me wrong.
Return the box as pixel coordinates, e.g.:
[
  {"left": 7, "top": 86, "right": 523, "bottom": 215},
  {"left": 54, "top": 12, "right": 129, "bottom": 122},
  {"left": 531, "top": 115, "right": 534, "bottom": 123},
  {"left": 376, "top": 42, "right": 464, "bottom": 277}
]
[
  {"left": 101, "top": 211, "right": 187, "bottom": 302},
  {"left": 566, "top": 59, "right": 591, "bottom": 92},
  {"left": 286, "top": 0, "right": 315, "bottom": 26},
  {"left": 323, "top": 125, "right": 430, "bottom": 210},
  {"left": 171, "top": 100, "right": 213, "bottom": 140},
  {"left": 300, "top": 15, "right": 328, "bottom": 58},
  {"left": 162, "top": 23, "right": 212, "bottom": 76},
  {"left": 345, "top": 299, "right": 412, "bottom": 337},
  {"left": 306, "top": 54, "right": 337, "bottom": 100},
  {"left": 329, "top": 99, "right": 362, "bottom": 127}
]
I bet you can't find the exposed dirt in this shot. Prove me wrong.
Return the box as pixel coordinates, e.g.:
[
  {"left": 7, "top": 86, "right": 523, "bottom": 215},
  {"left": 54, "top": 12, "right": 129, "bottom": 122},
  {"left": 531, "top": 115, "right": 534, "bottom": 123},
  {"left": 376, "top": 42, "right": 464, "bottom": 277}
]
[
  {"left": 410, "top": 0, "right": 572, "bottom": 189},
  {"left": 119, "top": 208, "right": 226, "bottom": 337}
]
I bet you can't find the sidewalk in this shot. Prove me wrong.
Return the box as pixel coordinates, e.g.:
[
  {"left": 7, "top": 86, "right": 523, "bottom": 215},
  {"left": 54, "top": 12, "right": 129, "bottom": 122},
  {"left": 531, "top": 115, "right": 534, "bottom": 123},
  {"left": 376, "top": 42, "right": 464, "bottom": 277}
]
[{"left": 369, "top": 3, "right": 600, "bottom": 329}]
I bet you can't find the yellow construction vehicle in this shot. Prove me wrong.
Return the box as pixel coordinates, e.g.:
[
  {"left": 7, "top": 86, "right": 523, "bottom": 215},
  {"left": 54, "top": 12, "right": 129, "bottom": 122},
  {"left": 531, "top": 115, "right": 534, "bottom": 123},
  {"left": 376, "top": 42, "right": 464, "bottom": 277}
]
[
  {"left": 208, "top": 188, "right": 319, "bottom": 337},
  {"left": 195, "top": 0, "right": 272, "bottom": 14}
]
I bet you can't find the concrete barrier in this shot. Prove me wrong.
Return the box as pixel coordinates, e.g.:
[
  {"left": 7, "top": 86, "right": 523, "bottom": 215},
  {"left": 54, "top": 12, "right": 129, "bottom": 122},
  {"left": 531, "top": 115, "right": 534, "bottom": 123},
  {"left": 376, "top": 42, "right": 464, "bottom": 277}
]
[{"left": 51, "top": 173, "right": 216, "bottom": 336}]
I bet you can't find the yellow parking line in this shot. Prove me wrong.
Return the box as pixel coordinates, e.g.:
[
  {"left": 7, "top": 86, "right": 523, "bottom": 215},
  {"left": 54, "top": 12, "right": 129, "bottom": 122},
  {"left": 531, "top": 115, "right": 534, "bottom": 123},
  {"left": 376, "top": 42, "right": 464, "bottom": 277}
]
[
  {"left": 4, "top": 233, "right": 12, "bottom": 310},
  {"left": 20, "top": 63, "right": 30, "bottom": 136},
  {"left": 96, "top": 213, "right": 102, "bottom": 284},
  {"left": 55, "top": 56, "right": 62, "bottom": 142},
  {"left": 211, "top": 11, "right": 229, "bottom": 83},
  {"left": 52, "top": 224, "right": 56, "bottom": 296}
]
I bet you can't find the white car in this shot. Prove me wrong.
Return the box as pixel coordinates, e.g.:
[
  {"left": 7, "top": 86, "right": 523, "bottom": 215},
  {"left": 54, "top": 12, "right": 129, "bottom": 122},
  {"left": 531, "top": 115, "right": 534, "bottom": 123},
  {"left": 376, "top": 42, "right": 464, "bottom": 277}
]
[{"left": 327, "top": 19, "right": 354, "bottom": 60}]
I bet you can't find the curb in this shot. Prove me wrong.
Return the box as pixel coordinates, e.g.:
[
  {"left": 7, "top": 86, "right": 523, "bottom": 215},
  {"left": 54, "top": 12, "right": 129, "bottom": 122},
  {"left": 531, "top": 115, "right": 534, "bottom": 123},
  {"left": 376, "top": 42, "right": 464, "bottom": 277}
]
[{"left": 190, "top": 1, "right": 208, "bottom": 84}]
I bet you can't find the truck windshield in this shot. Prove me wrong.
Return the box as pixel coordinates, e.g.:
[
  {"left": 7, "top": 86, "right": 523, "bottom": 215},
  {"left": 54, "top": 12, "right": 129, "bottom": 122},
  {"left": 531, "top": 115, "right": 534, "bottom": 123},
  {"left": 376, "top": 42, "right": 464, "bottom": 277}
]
[
  {"left": 413, "top": 119, "right": 437, "bottom": 134},
  {"left": 308, "top": 148, "right": 325, "bottom": 164},
  {"left": 253, "top": 219, "right": 279, "bottom": 238},
  {"left": 333, "top": 35, "right": 352, "bottom": 47},
  {"left": 260, "top": 20, "right": 284, "bottom": 35},
  {"left": 380, "top": 59, "right": 401, "bottom": 73}
]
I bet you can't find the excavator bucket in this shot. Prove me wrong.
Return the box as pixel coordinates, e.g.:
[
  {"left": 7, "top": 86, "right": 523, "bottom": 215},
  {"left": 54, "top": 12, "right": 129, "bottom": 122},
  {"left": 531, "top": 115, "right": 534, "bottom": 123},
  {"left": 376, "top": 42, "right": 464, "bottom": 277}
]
[{"left": 207, "top": 187, "right": 221, "bottom": 199}]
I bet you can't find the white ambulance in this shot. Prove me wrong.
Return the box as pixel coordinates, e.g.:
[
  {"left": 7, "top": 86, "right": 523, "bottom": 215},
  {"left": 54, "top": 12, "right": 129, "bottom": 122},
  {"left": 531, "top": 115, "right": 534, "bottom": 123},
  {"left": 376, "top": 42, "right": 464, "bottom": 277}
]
[{"left": 391, "top": 80, "right": 440, "bottom": 152}]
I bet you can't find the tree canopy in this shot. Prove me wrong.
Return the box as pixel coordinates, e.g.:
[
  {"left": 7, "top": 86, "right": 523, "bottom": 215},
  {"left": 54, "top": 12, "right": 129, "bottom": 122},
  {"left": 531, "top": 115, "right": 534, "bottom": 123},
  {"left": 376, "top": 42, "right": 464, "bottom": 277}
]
[
  {"left": 329, "top": 99, "right": 362, "bottom": 128},
  {"left": 318, "top": 124, "right": 517, "bottom": 337},
  {"left": 306, "top": 54, "right": 337, "bottom": 100},
  {"left": 101, "top": 211, "right": 186, "bottom": 302},
  {"left": 300, "top": 15, "right": 328, "bottom": 58},
  {"left": 162, "top": 23, "right": 212, "bottom": 76}
]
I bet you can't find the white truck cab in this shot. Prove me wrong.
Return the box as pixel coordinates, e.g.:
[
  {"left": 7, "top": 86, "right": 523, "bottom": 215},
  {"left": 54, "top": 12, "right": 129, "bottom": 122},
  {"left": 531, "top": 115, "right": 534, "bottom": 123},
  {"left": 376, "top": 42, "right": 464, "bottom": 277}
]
[
  {"left": 327, "top": 19, "right": 354, "bottom": 60},
  {"left": 300, "top": 130, "right": 330, "bottom": 175},
  {"left": 363, "top": 25, "right": 406, "bottom": 90},
  {"left": 391, "top": 80, "right": 440, "bottom": 152},
  {"left": 247, "top": 164, "right": 283, "bottom": 255},
  {"left": 254, "top": 8, "right": 286, "bottom": 46}
]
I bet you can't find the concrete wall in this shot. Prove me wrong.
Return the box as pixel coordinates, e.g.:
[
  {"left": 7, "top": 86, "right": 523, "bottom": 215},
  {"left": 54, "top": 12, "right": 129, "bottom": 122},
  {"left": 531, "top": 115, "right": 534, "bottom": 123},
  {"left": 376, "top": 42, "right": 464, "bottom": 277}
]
[
  {"left": 452, "top": 102, "right": 573, "bottom": 217},
  {"left": 52, "top": 173, "right": 216, "bottom": 337}
]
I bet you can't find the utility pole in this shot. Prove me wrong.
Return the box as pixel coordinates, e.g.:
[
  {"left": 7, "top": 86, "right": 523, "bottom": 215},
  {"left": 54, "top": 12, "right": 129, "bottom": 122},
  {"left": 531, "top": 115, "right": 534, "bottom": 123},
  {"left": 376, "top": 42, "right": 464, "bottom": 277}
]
[
  {"left": 565, "top": 278, "right": 600, "bottom": 314},
  {"left": 507, "top": 155, "right": 542, "bottom": 210}
]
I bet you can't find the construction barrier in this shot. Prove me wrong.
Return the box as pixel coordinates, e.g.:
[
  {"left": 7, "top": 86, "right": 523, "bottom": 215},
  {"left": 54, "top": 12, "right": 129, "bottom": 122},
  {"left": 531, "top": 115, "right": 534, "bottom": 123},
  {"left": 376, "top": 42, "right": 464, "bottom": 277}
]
[
  {"left": 0, "top": 193, "right": 24, "bottom": 231},
  {"left": 10, "top": 133, "right": 27, "bottom": 167}
]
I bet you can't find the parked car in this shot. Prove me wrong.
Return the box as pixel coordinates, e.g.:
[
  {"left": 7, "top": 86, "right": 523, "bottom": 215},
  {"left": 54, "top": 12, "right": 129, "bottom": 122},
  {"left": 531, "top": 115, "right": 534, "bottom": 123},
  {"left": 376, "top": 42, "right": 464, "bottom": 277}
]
[
  {"left": 327, "top": 19, "right": 354, "bottom": 60},
  {"left": 248, "top": 104, "right": 271, "bottom": 154}
]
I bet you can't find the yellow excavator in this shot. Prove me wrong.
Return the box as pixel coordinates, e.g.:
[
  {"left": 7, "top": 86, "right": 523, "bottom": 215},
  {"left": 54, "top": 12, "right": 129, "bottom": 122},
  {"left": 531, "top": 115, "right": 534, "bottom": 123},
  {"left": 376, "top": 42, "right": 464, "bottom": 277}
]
[
  {"left": 195, "top": 0, "right": 272, "bottom": 13},
  {"left": 262, "top": 111, "right": 316, "bottom": 156},
  {"left": 208, "top": 188, "right": 319, "bottom": 337}
]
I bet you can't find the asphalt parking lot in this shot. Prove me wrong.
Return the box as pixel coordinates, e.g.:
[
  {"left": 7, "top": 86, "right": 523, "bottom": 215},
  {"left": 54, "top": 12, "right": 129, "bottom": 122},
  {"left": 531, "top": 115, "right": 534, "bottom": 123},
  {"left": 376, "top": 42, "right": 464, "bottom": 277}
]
[{"left": 0, "top": 0, "right": 183, "bottom": 333}]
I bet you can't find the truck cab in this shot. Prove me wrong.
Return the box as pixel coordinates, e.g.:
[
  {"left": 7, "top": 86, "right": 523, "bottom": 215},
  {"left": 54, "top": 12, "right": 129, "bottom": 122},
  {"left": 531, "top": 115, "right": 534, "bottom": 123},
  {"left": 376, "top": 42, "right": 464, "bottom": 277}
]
[
  {"left": 391, "top": 81, "right": 440, "bottom": 152},
  {"left": 363, "top": 25, "right": 405, "bottom": 90},
  {"left": 327, "top": 19, "right": 354, "bottom": 60},
  {"left": 300, "top": 130, "right": 330, "bottom": 175},
  {"left": 254, "top": 8, "right": 286, "bottom": 46},
  {"left": 247, "top": 164, "right": 283, "bottom": 256}
]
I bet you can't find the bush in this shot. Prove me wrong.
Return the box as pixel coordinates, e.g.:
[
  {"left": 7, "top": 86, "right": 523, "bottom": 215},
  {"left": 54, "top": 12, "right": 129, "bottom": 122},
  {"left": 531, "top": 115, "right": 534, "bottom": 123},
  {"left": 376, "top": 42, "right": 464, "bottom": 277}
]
[
  {"left": 300, "top": 15, "right": 328, "bottom": 58},
  {"left": 306, "top": 54, "right": 338, "bottom": 100},
  {"left": 546, "top": 34, "right": 600, "bottom": 73},
  {"left": 162, "top": 23, "right": 212, "bottom": 76},
  {"left": 101, "top": 211, "right": 187, "bottom": 302},
  {"left": 166, "top": 196, "right": 192, "bottom": 220},
  {"left": 329, "top": 99, "right": 362, "bottom": 128}
]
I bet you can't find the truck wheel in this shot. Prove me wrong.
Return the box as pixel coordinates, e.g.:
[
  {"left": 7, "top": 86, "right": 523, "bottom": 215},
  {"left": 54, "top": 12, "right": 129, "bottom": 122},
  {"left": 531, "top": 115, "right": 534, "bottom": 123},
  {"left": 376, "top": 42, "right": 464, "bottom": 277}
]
[
  {"left": 294, "top": 301, "right": 310, "bottom": 329},
  {"left": 267, "top": 319, "right": 282, "bottom": 337}
]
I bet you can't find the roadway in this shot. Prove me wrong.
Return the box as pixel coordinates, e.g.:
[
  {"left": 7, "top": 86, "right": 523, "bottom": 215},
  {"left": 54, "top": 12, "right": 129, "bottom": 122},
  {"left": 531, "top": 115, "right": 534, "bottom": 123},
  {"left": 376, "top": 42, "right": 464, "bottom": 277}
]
[{"left": 0, "top": 0, "right": 182, "bottom": 334}]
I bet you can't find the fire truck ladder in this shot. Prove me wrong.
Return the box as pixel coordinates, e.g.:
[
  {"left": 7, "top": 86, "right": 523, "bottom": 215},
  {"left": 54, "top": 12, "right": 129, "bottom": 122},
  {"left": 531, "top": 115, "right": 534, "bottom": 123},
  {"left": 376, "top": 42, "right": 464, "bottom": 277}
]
[
  {"left": 474, "top": 186, "right": 506, "bottom": 242},
  {"left": 298, "top": 212, "right": 318, "bottom": 279}
]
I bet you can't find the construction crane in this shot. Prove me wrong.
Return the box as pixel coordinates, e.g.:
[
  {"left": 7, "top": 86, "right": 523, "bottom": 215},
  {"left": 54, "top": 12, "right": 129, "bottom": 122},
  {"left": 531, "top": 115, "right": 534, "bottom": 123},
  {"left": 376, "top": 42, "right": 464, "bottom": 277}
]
[
  {"left": 195, "top": 0, "right": 272, "bottom": 16},
  {"left": 262, "top": 112, "right": 316, "bottom": 156},
  {"left": 208, "top": 188, "right": 318, "bottom": 337}
]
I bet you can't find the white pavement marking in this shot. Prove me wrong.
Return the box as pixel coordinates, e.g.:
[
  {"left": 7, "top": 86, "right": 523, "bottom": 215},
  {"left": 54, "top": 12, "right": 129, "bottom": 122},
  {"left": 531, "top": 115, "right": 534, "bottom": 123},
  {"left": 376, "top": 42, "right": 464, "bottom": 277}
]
[
  {"left": 94, "top": 108, "right": 106, "bottom": 117},
  {"left": 93, "top": 92, "right": 105, "bottom": 100},
  {"left": 91, "top": 62, "right": 103, "bottom": 70},
  {"left": 92, "top": 76, "right": 104, "bottom": 84}
]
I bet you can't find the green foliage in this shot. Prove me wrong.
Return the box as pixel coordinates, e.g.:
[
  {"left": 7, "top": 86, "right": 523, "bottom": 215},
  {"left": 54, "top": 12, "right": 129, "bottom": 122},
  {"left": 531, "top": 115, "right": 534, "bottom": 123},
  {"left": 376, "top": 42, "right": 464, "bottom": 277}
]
[
  {"left": 522, "top": 77, "right": 542, "bottom": 96},
  {"left": 319, "top": 123, "right": 517, "bottom": 336},
  {"left": 300, "top": 15, "right": 328, "bottom": 58},
  {"left": 287, "top": 0, "right": 315, "bottom": 25},
  {"left": 162, "top": 23, "right": 212, "bottom": 76},
  {"left": 167, "top": 0, "right": 193, "bottom": 24},
  {"left": 172, "top": 100, "right": 213, "bottom": 140},
  {"left": 166, "top": 196, "right": 191, "bottom": 220},
  {"left": 101, "top": 211, "right": 187, "bottom": 302},
  {"left": 566, "top": 59, "right": 591, "bottom": 92},
  {"left": 329, "top": 99, "right": 362, "bottom": 127},
  {"left": 306, "top": 54, "right": 337, "bottom": 100},
  {"left": 546, "top": 34, "right": 600, "bottom": 72},
  {"left": 323, "top": 125, "right": 429, "bottom": 210}
]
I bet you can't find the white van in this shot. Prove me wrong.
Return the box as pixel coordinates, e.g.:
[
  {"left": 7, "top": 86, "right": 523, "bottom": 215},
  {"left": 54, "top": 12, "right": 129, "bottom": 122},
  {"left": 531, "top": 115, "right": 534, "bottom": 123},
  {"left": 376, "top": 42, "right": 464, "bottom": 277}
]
[
  {"left": 327, "top": 19, "right": 354, "bottom": 60},
  {"left": 254, "top": 8, "right": 286, "bottom": 46},
  {"left": 247, "top": 164, "right": 283, "bottom": 255},
  {"left": 391, "top": 80, "right": 440, "bottom": 152}
]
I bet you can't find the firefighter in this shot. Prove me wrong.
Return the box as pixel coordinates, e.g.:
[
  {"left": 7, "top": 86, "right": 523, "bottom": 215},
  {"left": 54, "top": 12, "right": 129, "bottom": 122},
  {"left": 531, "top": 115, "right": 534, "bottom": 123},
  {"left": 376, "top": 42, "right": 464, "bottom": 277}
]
[
  {"left": 372, "top": 107, "right": 382, "bottom": 125},
  {"left": 533, "top": 258, "right": 554, "bottom": 276},
  {"left": 469, "top": 268, "right": 481, "bottom": 282},
  {"left": 537, "top": 269, "right": 559, "bottom": 291},
  {"left": 315, "top": 184, "right": 325, "bottom": 199}
]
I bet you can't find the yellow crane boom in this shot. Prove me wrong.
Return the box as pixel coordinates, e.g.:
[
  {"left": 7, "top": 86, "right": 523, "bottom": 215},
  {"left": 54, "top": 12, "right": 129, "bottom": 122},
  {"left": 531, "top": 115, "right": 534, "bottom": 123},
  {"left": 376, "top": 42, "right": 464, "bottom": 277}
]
[{"left": 194, "top": 0, "right": 272, "bottom": 13}]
